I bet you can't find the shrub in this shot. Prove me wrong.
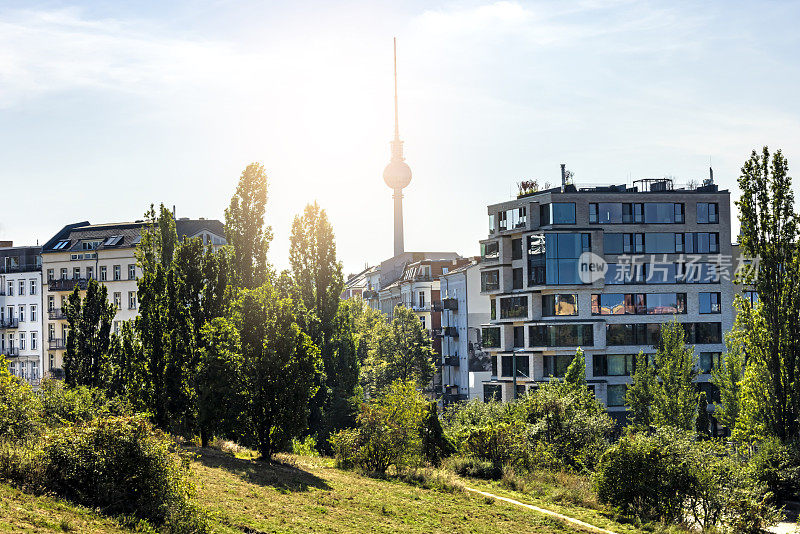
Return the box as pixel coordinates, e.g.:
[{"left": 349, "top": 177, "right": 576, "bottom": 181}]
[
  {"left": 291, "top": 435, "right": 320, "bottom": 457},
  {"left": 0, "top": 356, "right": 41, "bottom": 443},
  {"left": 463, "top": 421, "right": 530, "bottom": 470},
  {"left": 744, "top": 437, "right": 800, "bottom": 504},
  {"left": 38, "top": 380, "right": 129, "bottom": 427},
  {"left": 420, "top": 402, "right": 455, "bottom": 466},
  {"left": 446, "top": 456, "right": 502, "bottom": 480},
  {"left": 39, "top": 415, "right": 207, "bottom": 532},
  {"left": 441, "top": 398, "right": 523, "bottom": 445}
]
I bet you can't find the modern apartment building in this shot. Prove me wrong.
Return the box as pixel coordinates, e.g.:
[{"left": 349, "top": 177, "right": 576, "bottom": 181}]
[
  {"left": 478, "top": 176, "right": 734, "bottom": 428},
  {"left": 0, "top": 245, "right": 43, "bottom": 383},
  {"left": 439, "top": 260, "right": 491, "bottom": 403},
  {"left": 41, "top": 218, "right": 226, "bottom": 377}
]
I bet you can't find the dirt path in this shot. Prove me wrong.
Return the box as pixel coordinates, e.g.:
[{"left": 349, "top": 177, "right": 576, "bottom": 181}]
[{"left": 465, "top": 487, "right": 619, "bottom": 534}]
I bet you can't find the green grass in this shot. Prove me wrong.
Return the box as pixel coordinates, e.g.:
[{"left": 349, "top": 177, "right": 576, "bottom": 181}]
[
  {"left": 189, "top": 446, "right": 596, "bottom": 533},
  {"left": 0, "top": 482, "right": 130, "bottom": 533}
]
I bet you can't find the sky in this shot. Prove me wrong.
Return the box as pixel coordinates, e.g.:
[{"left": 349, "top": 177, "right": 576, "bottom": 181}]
[{"left": 0, "top": 0, "right": 798, "bottom": 276}]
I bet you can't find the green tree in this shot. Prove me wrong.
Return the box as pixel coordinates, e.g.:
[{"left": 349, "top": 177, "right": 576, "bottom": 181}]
[
  {"left": 564, "top": 347, "right": 586, "bottom": 386},
  {"left": 63, "top": 279, "right": 116, "bottom": 388},
  {"left": 197, "top": 318, "right": 244, "bottom": 447},
  {"left": 233, "top": 281, "right": 321, "bottom": 459},
  {"left": 650, "top": 320, "right": 700, "bottom": 431},
  {"left": 735, "top": 146, "right": 800, "bottom": 442},
  {"left": 225, "top": 163, "right": 273, "bottom": 290},
  {"left": 365, "top": 305, "right": 436, "bottom": 394},
  {"left": 712, "top": 322, "right": 747, "bottom": 434},
  {"left": 107, "top": 321, "right": 149, "bottom": 410},
  {"left": 626, "top": 352, "right": 656, "bottom": 429}
]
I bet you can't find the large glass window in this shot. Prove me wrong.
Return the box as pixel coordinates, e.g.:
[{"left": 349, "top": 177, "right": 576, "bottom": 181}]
[
  {"left": 592, "top": 293, "right": 630, "bottom": 315},
  {"left": 527, "top": 234, "right": 546, "bottom": 286},
  {"left": 605, "top": 233, "right": 647, "bottom": 254},
  {"left": 644, "top": 262, "right": 679, "bottom": 284},
  {"left": 604, "top": 234, "right": 624, "bottom": 255},
  {"left": 694, "top": 322, "right": 722, "bottom": 344},
  {"left": 481, "top": 270, "right": 499, "bottom": 291},
  {"left": 646, "top": 293, "right": 686, "bottom": 314},
  {"left": 607, "top": 384, "right": 627, "bottom": 406},
  {"left": 529, "top": 324, "right": 594, "bottom": 347},
  {"left": 484, "top": 384, "right": 502, "bottom": 401},
  {"left": 502, "top": 354, "right": 529, "bottom": 377},
  {"left": 605, "top": 263, "right": 646, "bottom": 284},
  {"left": 500, "top": 296, "right": 528, "bottom": 319},
  {"left": 539, "top": 204, "right": 550, "bottom": 226},
  {"left": 699, "top": 292, "right": 721, "bottom": 314},
  {"left": 512, "top": 268, "right": 524, "bottom": 290},
  {"left": 594, "top": 354, "right": 636, "bottom": 376},
  {"left": 698, "top": 352, "right": 721, "bottom": 373},
  {"left": 697, "top": 203, "right": 719, "bottom": 224},
  {"left": 489, "top": 214, "right": 496, "bottom": 234},
  {"left": 511, "top": 238, "right": 523, "bottom": 260},
  {"left": 607, "top": 322, "right": 722, "bottom": 346},
  {"left": 682, "top": 263, "right": 719, "bottom": 283},
  {"left": 685, "top": 232, "right": 720, "bottom": 254},
  {"left": 593, "top": 203, "right": 623, "bottom": 224},
  {"left": 545, "top": 233, "right": 591, "bottom": 285},
  {"left": 481, "top": 241, "right": 499, "bottom": 260},
  {"left": 543, "top": 354, "right": 575, "bottom": 378},
  {"left": 644, "top": 233, "right": 677, "bottom": 253},
  {"left": 481, "top": 327, "right": 501, "bottom": 348},
  {"left": 551, "top": 203, "right": 576, "bottom": 224},
  {"left": 542, "top": 294, "right": 578, "bottom": 316},
  {"left": 513, "top": 326, "right": 525, "bottom": 347},
  {"left": 644, "top": 202, "right": 683, "bottom": 224}
]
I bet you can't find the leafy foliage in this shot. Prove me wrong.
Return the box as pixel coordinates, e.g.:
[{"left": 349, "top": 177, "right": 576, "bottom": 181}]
[{"left": 63, "top": 279, "right": 116, "bottom": 388}]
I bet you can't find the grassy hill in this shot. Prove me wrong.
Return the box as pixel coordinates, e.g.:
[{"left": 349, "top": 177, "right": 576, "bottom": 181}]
[{"left": 1, "top": 446, "right": 625, "bottom": 533}]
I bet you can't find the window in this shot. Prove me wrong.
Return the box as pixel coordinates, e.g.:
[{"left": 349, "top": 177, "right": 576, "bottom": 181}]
[
  {"left": 420, "top": 316, "right": 426, "bottom": 329},
  {"left": 100, "top": 266, "right": 107, "bottom": 281},
  {"left": 511, "top": 238, "right": 523, "bottom": 260},
  {"left": 593, "top": 354, "right": 636, "bottom": 376},
  {"left": 73, "top": 267, "right": 80, "bottom": 279},
  {"left": 490, "top": 299, "right": 496, "bottom": 320},
  {"left": 681, "top": 263, "right": 719, "bottom": 283},
  {"left": 113, "top": 265, "right": 121, "bottom": 281},
  {"left": 501, "top": 354, "right": 529, "bottom": 377},
  {"left": 6, "top": 281, "right": 12, "bottom": 296},
  {"left": 529, "top": 324, "right": 594, "bottom": 347},
  {"left": 592, "top": 203, "right": 622, "bottom": 224},
  {"left": 30, "top": 305, "right": 37, "bottom": 322},
  {"left": 18, "top": 280, "right": 24, "bottom": 296},
  {"left": 49, "top": 354, "right": 54, "bottom": 370},
  {"left": 697, "top": 203, "right": 719, "bottom": 224},
  {"left": 644, "top": 202, "right": 683, "bottom": 224},
  {"left": 545, "top": 233, "right": 591, "bottom": 285},
  {"left": 607, "top": 322, "right": 722, "bottom": 345},
  {"left": 19, "top": 333, "right": 26, "bottom": 350},
  {"left": 644, "top": 262, "right": 680, "bottom": 284},
  {"left": 481, "top": 327, "right": 501, "bottom": 348},
  {"left": 481, "top": 270, "right": 500, "bottom": 291},
  {"left": 605, "top": 233, "right": 646, "bottom": 254},
  {"left": 513, "top": 326, "right": 525, "bottom": 347},
  {"left": 512, "top": 268, "right": 523, "bottom": 290},
  {"left": 48, "top": 323, "right": 55, "bottom": 340},
  {"left": 592, "top": 293, "right": 643, "bottom": 315},
  {"left": 128, "top": 264, "right": 136, "bottom": 280},
  {"left": 491, "top": 355, "right": 497, "bottom": 376},
  {"left": 18, "top": 305, "right": 24, "bottom": 323},
  {"left": 128, "top": 291, "right": 137, "bottom": 310},
  {"left": 551, "top": 203, "right": 576, "bottom": 224},
  {"left": 30, "top": 332, "right": 37, "bottom": 351},
  {"left": 542, "top": 294, "right": 578, "bottom": 316},
  {"left": 699, "top": 292, "right": 721, "bottom": 314},
  {"left": 605, "top": 263, "right": 645, "bottom": 284},
  {"left": 645, "top": 293, "right": 686, "bottom": 314},
  {"left": 484, "top": 384, "right": 502, "bottom": 402},
  {"left": 607, "top": 385, "right": 627, "bottom": 406},
  {"left": 543, "top": 354, "right": 574, "bottom": 378},
  {"left": 694, "top": 322, "right": 722, "bottom": 344},
  {"left": 60, "top": 268, "right": 67, "bottom": 280},
  {"left": 29, "top": 279, "right": 36, "bottom": 295},
  {"left": 685, "top": 232, "right": 720, "bottom": 254},
  {"left": 47, "top": 269, "right": 54, "bottom": 281},
  {"left": 527, "top": 234, "right": 546, "bottom": 286},
  {"left": 699, "top": 352, "right": 721, "bottom": 373},
  {"left": 481, "top": 241, "right": 499, "bottom": 260},
  {"left": 500, "top": 296, "right": 528, "bottom": 319},
  {"left": 744, "top": 291, "right": 759, "bottom": 305},
  {"left": 489, "top": 214, "right": 496, "bottom": 234},
  {"left": 86, "top": 266, "right": 94, "bottom": 280},
  {"left": 113, "top": 292, "right": 121, "bottom": 309},
  {"left": 47, "top": 296, "right": 55, "bottom": 311},
  {"left": 645, "top": 233, "right": 678, "bottom": 253},
  {"left": 539, "top": 204, "right": 550, "bottom": 226}
]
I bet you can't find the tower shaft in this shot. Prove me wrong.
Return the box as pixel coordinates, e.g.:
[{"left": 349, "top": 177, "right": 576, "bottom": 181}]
[{"left": 393, "top": 188, "right": 404, "bottom": 257}]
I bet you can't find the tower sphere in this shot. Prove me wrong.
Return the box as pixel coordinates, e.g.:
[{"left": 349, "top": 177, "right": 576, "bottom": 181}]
[{"left": 383, "top": 160, "right": 412, "bottom": 190}]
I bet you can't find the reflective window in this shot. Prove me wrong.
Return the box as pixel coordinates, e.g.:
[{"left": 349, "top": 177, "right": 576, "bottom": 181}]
[
  {"left": 646, "top": 293, "right": 686, "bottom": 314},
  {"left": 605, "top": 263, "right": 646, "bottom": 284},
  {"left": 543, "top": 354, "right": 575, "bottom": 378},
  {"left": 512, "top": 268, "right": 524, "bottom": 290},
  {"left": 529, "top": 324, "right": 594, "bottom": 347},
  {"left": 644, "top": 233, "right": 677, "bottom": 253},
  {"left": 698, "top": 352, "right": 721, "bottom": 373},
  {"left": 697, "top": 203, "right": 719, "bottom": 224},
  {"left": 594, "top": 203, "right": 623, "bottom": 224},
  {"left": 593, "top": 354, "right": 636, "bottom": 376},
  {"left": 551, "top": 203, "right": 576, "bottom": 224},
  {"left": 481, "top": 327, "right": 501, "bottom": 348},
  {"left": 607, "top": 384, "right": 627, "bottom": 406},
  {"left": 644, "top": 262, "right": 679, "bottom": 284},
  {"left": 604, "top": 234, "right": 624, "bottom": 255},
  {"left": 644, "top": 202, "right": 683, "bottom": 224},
  {"left": 540, "top": 204, "right": 550, "bottom": 226},
  {"left": 542, "top": 294, "right": 578, "bottom": 316},
  {"left": 699, "top": 292, "right": 721, "bottom": 314},
  {"left": 694, "top": 322, "right": 722, "bottom": 343},
  {"left": 744, "top": 291, "right": 759, "bottom": 305},
  {"left": 489, "top": 214, "right": 496, "bottom": 234},
  {"left": 527, "top": 233, "right": 546, "bottom": 286},
  {"left": 511, "top": 238, "right": 523, "bottom": 260},
  {"left": 500, "top": 296, "right": 528, "bottom": 319},
  {"left": 481, "top": 241, "right": 499, "bottom": 260},
  {"left": 682, "top": 263, "right": 719, "bottom": 283},
  {"left": 685, "top": 232, "right": 720, "bottom": 254},
  {"left": 484, "top": 384, "right": 502, "bottom": 401},
  {"left": 502, "top": 355, "right": 529, "bottom": 377},
  {"left": 545, "top": 233, "right": 591, "bottom": 285},
  {"left": 513, "top": 326, "right": 525, "bottom": 347},
  {"left": 481, "top": 270, "right": 499, "bottom": 291}
]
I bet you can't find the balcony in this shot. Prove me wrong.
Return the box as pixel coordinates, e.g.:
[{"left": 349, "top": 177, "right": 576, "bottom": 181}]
[
  {"left": 443, "top": 356, "right": 460, "bottom": 367},
  {"left": 432, "top": 301, "right": 443, "bottom": 312},
  {"left": 46, "top": 368, "right": 65, "bottom": 380},
  {"left": 0, "top": 318, "right": 19, "bottom": 329},
  {"left": 49, "top": 278, "right": 89, "bottom": 292},
  {"left": 443, "top": 326, "right": 459, "bottom": 338},
  {"left": 48, "top": 338, "right": 66, "bottom": 350},
  {"left": 49, "top": 308, "right": 66, "bottom": 320},
  {"left": 362, "top": 290, "right": 379, "bottom": 300},
  {"left": 442, "top": 298, "right": 458, "bottom": 311},
  {"left": 0, "top": 264, "right": 40, "bottom": 274},
  {"left": 2, "top": 348, "right": 20, "bottom": 357}
]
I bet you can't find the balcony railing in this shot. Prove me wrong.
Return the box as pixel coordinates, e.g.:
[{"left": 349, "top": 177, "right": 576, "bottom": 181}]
[
  {"left": 362, "top": 290, "right": 379, "bottom": 300},
  {"left": 2, "top": 348, "right": 20, "bottom": 357},
  {"left": 0, "top": 264, "right": 40, "bottom": 274},
  {"left": 443, "top": 356, "right": 460, "bottom": 367},
  {"left": 443, "top": 326, "right": 459, "bottom": 338},
  {"left": 442, "top": 298, "right": 458, "bottom": 311},
  {"left": 48, "top": 338, "right": 66, "bottom": 350},
  {"left": 0, "top": 318, "right": 19, "bottom": 329},
  {"left": 49, "top": 278, "right": 89, "bottom": 292},
  {"left": 49, "top": 308, "right": 66, "bottom": 320}
]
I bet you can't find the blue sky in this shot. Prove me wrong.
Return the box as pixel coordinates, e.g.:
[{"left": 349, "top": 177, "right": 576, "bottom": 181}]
[{"left": 0, "top": 0, "right": 798, "bottom": 274}]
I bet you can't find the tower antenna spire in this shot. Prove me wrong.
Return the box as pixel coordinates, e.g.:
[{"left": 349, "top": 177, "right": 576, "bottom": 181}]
[{"left": 394, "top": 37, "right": 399, "bottom": 141}]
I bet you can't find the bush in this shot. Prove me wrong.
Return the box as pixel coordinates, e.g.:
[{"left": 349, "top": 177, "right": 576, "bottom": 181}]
[
  {"left": 291, "top": 435, "right": 320, "bottom": 457},
  {"left": 446, "top": 456, "right": 502, "bottom": 480},
  {"left": 0, "top": 356, "right": 41, "bottom": 443},
  {"left": 39, "top": 415, "right": 207, "bottom": 532},
  {"left": 745, "top": 437, "right": 800, "bottom": 504},
  {"left": 463, "top": 421, "right": 530, "bottom": 470},
  {"left": 38, "top": 380, "right": 130, "bottom": 427}
]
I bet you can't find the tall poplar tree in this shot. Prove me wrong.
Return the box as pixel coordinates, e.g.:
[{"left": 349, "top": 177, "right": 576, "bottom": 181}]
[
  {"left": 225, "top": 163, "right": 272, "bottom": 290},
  {"left": 63, "top": 279, "right": 116, "bottom": 387}
]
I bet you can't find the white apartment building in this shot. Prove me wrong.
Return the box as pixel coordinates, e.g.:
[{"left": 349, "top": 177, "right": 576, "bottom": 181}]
[
  {"left": 0, "top": 246, "right": 43, "bottom": 383},
  {"left": 41, "top": 218, "right": 226, "bottom": 377},
  {"left": 439, "top": 261, "right": 491, "bottom": 403}
]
